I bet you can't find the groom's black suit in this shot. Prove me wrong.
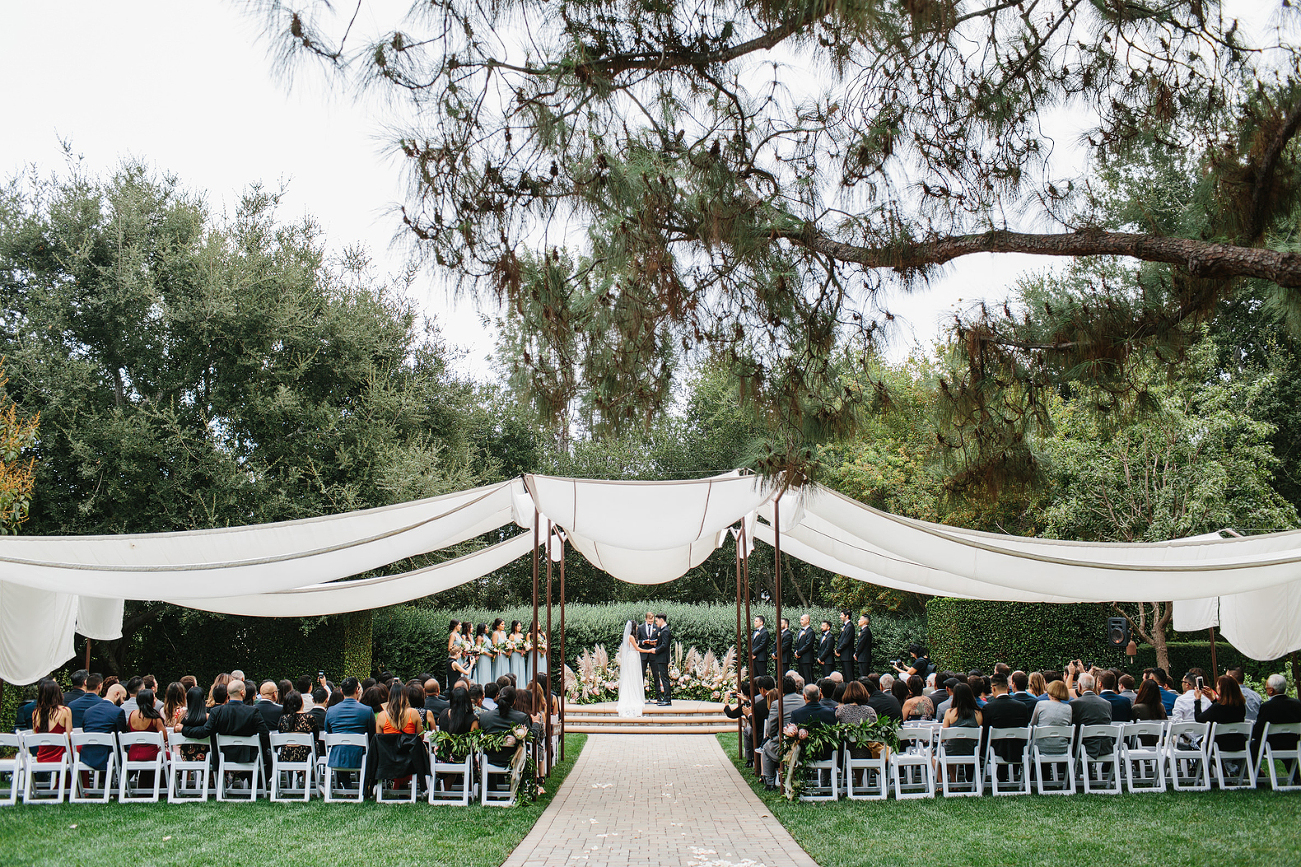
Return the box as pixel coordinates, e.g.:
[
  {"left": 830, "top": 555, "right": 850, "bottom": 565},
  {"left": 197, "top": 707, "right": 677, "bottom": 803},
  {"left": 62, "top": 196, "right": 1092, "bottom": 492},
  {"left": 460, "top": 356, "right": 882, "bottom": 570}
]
[
  {"left": 651, "top": 623, "right": 672, "bottom": 703},
  {"left": 636, "top": 621, "right": 657, "bottom": 683}
]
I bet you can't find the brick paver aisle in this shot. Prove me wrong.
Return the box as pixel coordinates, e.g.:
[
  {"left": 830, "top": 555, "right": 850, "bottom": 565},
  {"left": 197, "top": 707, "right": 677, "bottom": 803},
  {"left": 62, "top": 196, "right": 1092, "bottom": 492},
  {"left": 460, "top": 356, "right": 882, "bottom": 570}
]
[{"left": 502, "top": 734, "right": 818, "bottom": 867}]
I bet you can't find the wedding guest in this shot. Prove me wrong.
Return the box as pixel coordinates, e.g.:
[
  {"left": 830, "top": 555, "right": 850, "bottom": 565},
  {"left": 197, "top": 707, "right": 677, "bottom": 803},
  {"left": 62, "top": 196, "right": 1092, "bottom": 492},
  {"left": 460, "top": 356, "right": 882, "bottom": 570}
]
[
  {"left": 835, "top": 680, "right": 879, "bottom": 758},
  {"left": 1132, "top": 679, "right": 1168, "bottom": 722},
  {"left": 360, "top": 685, "right": 387, "bottom": 716},
  {"left": 125, "top": 689, "right": 167, "bottom": 786},
  {"left": 760, "top": 675, "right": 802, "bottom": 789},
  {"left": 180, "top": 675, "right": 198, "bottom": 691},
  {"left": 468, "top": 683, "right": 486, "bottom": 710},
  {"left": 206, "top": 673, "right": 231, "bottom": 708},
  {"left": 377, "top": 683, "right": 424, "bottom": 737},
  {"left": 940, "top": 683, "right": 982, "bottom": 754},
  {"left": 256, "top": 681, "right": 282, "bottom": 731},
  {"left": 890, "top": 676, "right": 910, "bottom": 708},
  {"left": 1227, "top": 666, "right": 1263, "bottom": 722},
  {"left": 1195, "top": 675, "right": 1247, "bottom": 754},
  {"left": 63, "top": 670, "right": 88, "bottom": 707},
  {"left": 1171, "top": 670, "right": 1209, "bottom": 723},
  {"left": 482, "top": 682, "right": 499, "bottom": 712},
  {"left": 865, "top": 678, "right": 903, "bottom": 723},
  {"left": 105, "top": 683, "right": 127, "bottom": 707},
  {"left": 32, "top": 681, "right": 70, "bottom": 765},
  {"left": 1097, "top": 671, "right": 1133, "bottom": 722},
  {"left": 1252, "top": 674, "right": 1301, "bottom": 760},
  {"left": 879, "top": 673, "right": 894, "bottom": 694},
  {"left": 176, "top": 687, "right": 209, "bottom": 762},
  {"left": 479, "top": 686, "right": 532, "bottom": 767},
  {"left": 15, "top": 683, "right": 40, "bottom": 731},
  {"left": 1118, "top": 674, "right": 1138, "bottom": 702},
  {"left": 902, "top": 675, "right": 935, "bottom": 721},
  {"left": 276, "top": 691, "right": 318, "bottom": 763},
  {"left": 1010, "top": 672, "right": 1038, "bottom": 712},
  {"left": 1029, "top": 680, "right": 1073, "bottom": 754},
  {"left": 80, "top": 686, "right": 127, "bottom": 771},
  {"left": 68, "top": 673, "right": 106, "bottom": 729},
  {"left": 310, "top": 688, "right": 329, "bottom": 729},
  {"left": 1028, "top": 671, "right": 1048, "bottom": 701},
  {"left": 438, "top": 686, "right": 480, "bottom": 737},
  {"left": 324, "top": 678, "right": 374, "bottom": 774}
]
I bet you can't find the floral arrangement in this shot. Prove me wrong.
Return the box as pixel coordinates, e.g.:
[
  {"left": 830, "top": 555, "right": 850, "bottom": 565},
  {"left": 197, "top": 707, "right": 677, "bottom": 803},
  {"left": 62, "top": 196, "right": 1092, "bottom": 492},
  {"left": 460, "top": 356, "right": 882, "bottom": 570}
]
[
  {"left": 427, "top": 726, "right": 540, "bottom": 803},
  {"left": 778, "top": 717, "right": 901, "bottom": 800},
  {"left": 565, "top": 642, "right": 739, "bottom": 703}
]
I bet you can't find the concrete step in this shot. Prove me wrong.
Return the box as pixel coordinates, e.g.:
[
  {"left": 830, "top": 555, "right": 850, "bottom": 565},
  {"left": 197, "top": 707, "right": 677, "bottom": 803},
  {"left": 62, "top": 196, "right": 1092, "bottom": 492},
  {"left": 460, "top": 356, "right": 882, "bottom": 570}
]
[
  {"left": 566, "top": 715, "right": 730, "bottom": 726},
  {"left": 566, "top": 724, "right": 736, "bottom": 735}
]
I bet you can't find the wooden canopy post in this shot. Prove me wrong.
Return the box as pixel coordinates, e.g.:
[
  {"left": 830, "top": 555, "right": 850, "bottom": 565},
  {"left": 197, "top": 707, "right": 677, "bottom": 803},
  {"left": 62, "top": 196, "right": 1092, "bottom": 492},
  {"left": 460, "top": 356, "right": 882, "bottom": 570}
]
[
  {"left": 773, "top": 496, "right": 784, "bottom": 735},
  {"left": 734, "top": 529, "right": 744, "bottom": 760},
  {"left": 544, "top": 521, "right": 554, "bottom": 776},
  {"left": 532, "top": 509, "right": 541, "bottom": 782},
  {"left": 559, "top": 533, "right": 567, "bottom": 762},
  {"left": 742, "top": 524, "right": 757, "bottom": 778},
  {"left": 1208, "top": 626, "right": 1218, "bottom": 677}
]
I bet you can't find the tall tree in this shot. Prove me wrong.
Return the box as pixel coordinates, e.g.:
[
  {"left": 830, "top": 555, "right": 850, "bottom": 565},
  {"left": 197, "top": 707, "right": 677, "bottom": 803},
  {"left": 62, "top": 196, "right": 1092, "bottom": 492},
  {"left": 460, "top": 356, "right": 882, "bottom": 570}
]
[
  {"left": 0, "top": 162, "right": 487, "bottom": 670},
  {"left": 256, "top": 0, "right": 1301, "bottom": 470}
]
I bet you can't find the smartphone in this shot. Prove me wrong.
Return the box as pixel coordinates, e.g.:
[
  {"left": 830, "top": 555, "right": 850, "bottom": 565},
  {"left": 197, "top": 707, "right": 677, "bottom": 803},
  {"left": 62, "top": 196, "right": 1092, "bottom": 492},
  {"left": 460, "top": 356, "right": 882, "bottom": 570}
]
[
  {"left": 1195, "top": 676, "right": 1204, "bottom": 690},
  {"left": 318, "top": 670, "right": 325, "bottom": 678}
]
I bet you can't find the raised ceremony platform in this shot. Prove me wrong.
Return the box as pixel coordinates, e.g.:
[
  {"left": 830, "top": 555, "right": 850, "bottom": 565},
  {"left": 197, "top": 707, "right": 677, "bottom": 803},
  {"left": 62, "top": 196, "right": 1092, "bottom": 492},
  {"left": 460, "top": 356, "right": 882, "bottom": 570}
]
[{"left": 564, "top": 699, "right": 734, "bottom": 734}]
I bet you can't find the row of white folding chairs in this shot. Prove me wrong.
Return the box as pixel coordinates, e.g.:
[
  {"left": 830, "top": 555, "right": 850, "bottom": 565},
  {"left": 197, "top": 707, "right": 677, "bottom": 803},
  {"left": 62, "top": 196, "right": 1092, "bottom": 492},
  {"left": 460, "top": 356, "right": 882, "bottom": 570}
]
[{"left": 794, "top": 720, "right": 1301, "bottom": 801}]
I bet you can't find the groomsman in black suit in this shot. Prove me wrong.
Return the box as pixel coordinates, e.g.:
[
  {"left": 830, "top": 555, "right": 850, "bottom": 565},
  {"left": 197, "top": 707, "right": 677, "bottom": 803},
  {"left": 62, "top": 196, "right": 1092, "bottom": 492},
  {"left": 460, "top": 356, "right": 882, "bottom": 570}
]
[
  {"left": 750, "top": 616, "right": 771, "bottom": 679},
  {"left": 651, "top": 614, "right": 673, "bottom": 705},
  {"left": 816, "top": 621, "right": 835, "bottom": 677},
  {"left": 854, "top": 613, "right": 874, "bottom": 678},
  {"left": 836, "top": 610, "right": 855, "bottom": 680},
  {"left": 636, "top": 611, "right": 657, "bottom": 684},
  {"left": 793, "top": 614, "right": 816, "bottom": 685},
  {"left": 779, "top": 619, "right": 793, "bottom": 674}
]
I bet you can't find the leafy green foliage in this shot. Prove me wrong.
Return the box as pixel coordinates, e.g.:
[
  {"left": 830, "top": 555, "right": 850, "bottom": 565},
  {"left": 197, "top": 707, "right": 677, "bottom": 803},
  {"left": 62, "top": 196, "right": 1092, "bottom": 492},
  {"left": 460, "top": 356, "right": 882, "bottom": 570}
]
[
  {"left": 0, "top": 366, "right": 37, "bottom": 534},
  {"left": 926, "top": 598, "right": 1128, "bottom": 674}
]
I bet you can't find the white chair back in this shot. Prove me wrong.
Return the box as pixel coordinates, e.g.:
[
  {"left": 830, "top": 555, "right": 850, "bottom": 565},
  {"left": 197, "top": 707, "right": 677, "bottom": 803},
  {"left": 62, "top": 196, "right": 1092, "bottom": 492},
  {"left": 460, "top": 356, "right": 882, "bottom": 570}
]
[
  {"left": 1166, "top": 721, "right": 1212, "bottom": 791},
  {"left": 321, "top": 732, "right": 368, "bottom": 803},
  {"left": 889, "top": 726, "right": 934, "bottom": 800},
  {"left": 1030, "top": 725, "right": 1077, "bottom": 795},
  {"left": 984, "top": 726, "right": 1031, "bottom": 796},
  {"left": 936, "top": 726, "right": 982, "bottom": 797},
  {"left": 20, "top": 731, "right": 69, "bottom": 804},
  {"left": 427, "top": 739, "right": 475, "bottom": 806},
  {"left": 215, "top": 734, "right": 265, "bottom": 801},
  {"left": 0, "top": 732, "right": 24, "bottom": 806},
  {"left": 1207, "top": 722, "right": 1256, "bottom": 790},
  {"left": 166, "top": 734, "right": 213, "bottom": 803},
  {"left": 118, "top": 730, "right": 166, "bottom": 803},
  {"left": 1120, "top": 721, "right": 1167, "bottom": 793},
  {"left": 269, "top": 732, "right": 316, "bottom": 802},
  {"left": 1258, "top": 722, "right": 1301, "bottom": 792},
  {"left": 69, "top": 731, "right": 118, "bottom": 804},
  {"left": 1076, "top": 724, "right": 1123, "bottom": 794}
]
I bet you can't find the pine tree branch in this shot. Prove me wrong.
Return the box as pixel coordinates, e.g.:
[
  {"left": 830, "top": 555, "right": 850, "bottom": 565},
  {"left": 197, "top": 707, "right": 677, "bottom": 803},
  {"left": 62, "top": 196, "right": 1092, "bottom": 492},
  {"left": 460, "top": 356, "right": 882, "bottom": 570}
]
[
  {"left": 775, "top": 226, "right": 1301, "bottom": 289},
  {"left": 1247, "top": 95, "right": 1301, "bottom": 243}
]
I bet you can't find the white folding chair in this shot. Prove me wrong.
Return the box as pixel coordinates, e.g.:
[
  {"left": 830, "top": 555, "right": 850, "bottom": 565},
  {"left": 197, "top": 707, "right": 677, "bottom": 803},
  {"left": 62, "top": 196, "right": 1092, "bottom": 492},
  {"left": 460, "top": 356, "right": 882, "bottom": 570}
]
[
  {"left": 1208, "top": 722, "right": 1256, "bottom": 790},
  {"left": 797, "top": 742, "right": 839, "bottom": 802},
  {"left": 984, "top": 727, "right": 1031, "bottom": 796},
  {"left": 1121, "top": 721, "right": 1167, "bottom": 793},
  {"left": 0, "top": 732, "right": 25, "bottom": 805},
  {"left": 843, "top": 741, "right": 888, "bottom": 801},
  {"left": 1076, "top": 724, "right": 1123, "bottom": 794},
  {"left": 321, "top": 732, "right": 368, "bottom": 803},
  {"left": 69, "top": 731, "right": 118, "bottom": 803},
  {"left": 117, "top": 731, "right": 166, "bottom": 802},
  {"left": 428, "top": 741, "right": 474, "bottom": 806},
  {"left": 889, "top": 725, "right": 935, "bottom": 799},
  {"left": 1257, "top": 722, "right": 1301, "bottom": 792},
  {"left": 481, "top": 752, "right": 517, "bottom": 806},
  {"left": 1030, "top": 725, "right": 1077, "bottom": 795},
  {"left": 215, "top": 734, "right": 265, "bottom": 801},
  {"left": 374, "top": 733, "right": 420, "bottom": 805},
  {"left": 20, "top": 731, "right": 69, "bottom": 804},
  {"left": 1166, "top": 721, "right": 1211, "bottom": 791},
  {"left": 936, "top": 727, "right": 982, "bottom": 797},
  {"left": 269, "top": 732, "right": 315, "bottom": 802},
  {"left": 166, "top": 734, "right": 212, "bottom": 803}
]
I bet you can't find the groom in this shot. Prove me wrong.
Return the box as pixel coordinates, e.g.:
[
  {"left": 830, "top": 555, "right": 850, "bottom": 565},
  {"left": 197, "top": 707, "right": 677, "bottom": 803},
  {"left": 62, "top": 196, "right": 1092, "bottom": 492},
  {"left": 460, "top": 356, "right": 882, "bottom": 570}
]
[
  {"left": 636, "top": 611, "right": 657, "bottom": 685},
  {"left": 649, "top": 613, "right": 672, "bottom": 706}
]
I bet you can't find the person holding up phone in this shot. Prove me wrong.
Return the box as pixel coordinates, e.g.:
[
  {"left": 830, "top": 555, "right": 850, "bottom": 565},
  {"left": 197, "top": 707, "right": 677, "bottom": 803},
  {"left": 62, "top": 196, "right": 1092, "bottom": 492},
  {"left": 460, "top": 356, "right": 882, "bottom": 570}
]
[{"left": 1170, "top": 669, "right": 1211, "bottom": 723}]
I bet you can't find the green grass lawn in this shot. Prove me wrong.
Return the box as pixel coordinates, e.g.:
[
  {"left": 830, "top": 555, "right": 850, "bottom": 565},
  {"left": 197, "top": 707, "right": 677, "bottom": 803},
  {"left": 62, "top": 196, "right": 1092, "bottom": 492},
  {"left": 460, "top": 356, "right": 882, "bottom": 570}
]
[
  {"left": 717, "top": 733, "right": 1301, "bottom": 867},
  {"left": 0, "top": 734, "right": 585, "bottom": 867}
]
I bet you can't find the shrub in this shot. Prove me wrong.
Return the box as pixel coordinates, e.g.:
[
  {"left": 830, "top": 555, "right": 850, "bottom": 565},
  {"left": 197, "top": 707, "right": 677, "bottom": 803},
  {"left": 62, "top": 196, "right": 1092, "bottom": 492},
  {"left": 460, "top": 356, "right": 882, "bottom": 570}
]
[{"left": 927, "top": 598, "right": 1131, "bottom": 673}]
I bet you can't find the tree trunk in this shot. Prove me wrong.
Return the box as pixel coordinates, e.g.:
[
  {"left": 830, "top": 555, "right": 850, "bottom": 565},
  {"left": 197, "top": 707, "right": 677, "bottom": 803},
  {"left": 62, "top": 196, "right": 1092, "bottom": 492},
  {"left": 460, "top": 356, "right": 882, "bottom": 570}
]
[{"left": 1151, "top": 619, "right": 1171, "bottom": 674}]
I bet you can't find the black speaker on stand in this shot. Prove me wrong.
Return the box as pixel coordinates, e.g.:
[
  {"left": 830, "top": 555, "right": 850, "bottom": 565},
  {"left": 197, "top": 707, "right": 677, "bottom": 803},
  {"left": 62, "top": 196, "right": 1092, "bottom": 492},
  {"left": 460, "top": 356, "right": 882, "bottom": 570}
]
[{"left": 1107, "top": 617, "right": 1130, "bottom": 648}]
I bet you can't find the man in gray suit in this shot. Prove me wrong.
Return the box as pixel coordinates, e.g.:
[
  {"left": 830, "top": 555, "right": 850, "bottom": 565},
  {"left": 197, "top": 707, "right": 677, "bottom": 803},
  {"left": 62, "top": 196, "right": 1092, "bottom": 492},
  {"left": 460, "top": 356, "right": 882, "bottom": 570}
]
[
  {"left": 1069, "top": 673, "right": 1113, "bottom": 758},
  {"left": 759, "top": 674, "right": 803, "bottom": 789}
]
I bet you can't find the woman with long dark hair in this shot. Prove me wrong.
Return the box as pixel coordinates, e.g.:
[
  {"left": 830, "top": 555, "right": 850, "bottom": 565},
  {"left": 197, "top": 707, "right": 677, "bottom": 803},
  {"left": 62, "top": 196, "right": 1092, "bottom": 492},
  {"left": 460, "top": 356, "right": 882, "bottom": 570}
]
[
  {"left": 508, "top": 620, "right": 527, "bottom": 683},
  {"left": 163, "top": 682, "right": 187, "bottom": 727},
  {"left": 377, "top": 682, "right": 423, "bottom": 736},
  {"left": 940, "top": 682, "right": 982, "bottom": 755},
  {"left": 472, "top": 622, "right": 494, "bottom": 684},
  {"left": 439, "top": 686, "right": 479, "bottom": 737},
  {"left": 1195, "top": 675, "right": 1248, "bottom": 753},
  {"left": 490, "top": 618, "right": 508, "bottom": 681},
  {"left": 177, "top": 687, "right": 209, "bottom": 761},
  {"left": 902, "top": 675, "right": 935, "bottom": 721},
  {"left": 277, "top": 690, "right": 318, "bottom": 763},
  {"left": 126, "top": 688, "right": 167, "bottom": 785},
  {"left": 32, "top": 680, "right": 70, "bottom": 765}
]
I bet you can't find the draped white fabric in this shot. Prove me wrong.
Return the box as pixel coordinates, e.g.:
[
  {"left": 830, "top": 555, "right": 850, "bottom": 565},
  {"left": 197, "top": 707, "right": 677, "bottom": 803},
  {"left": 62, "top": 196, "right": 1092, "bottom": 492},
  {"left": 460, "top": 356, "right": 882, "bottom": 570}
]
[
  {"left": 1173, "top": 597, "right": 1221, "bottom": 632},
  {"left": 0, "top": 481, "right": 517, "bottom": 598},
  {"left": 1219, "top": 583, "right": 1301, "bottom": 661},
  {"left": 75, "top": 597, "right": 125, "bottom": 640},
  {"left": 172, "top": 534, "right": 536, "bottom": 617},
  {"left": 0, "top": 582, "right": 78, "bottom": 685}
]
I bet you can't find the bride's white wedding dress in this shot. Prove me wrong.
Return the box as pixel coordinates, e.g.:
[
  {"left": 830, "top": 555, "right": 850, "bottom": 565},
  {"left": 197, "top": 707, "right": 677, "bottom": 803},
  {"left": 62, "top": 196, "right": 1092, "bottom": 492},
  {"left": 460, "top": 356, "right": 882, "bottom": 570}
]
[{"left": 616, "top": 620, "right": 646, "bottom": 718}]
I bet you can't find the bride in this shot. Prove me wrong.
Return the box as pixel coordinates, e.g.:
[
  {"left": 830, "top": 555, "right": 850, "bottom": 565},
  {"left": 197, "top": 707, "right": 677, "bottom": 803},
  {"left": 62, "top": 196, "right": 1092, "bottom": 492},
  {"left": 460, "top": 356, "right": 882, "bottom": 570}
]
[{"left": 616, "top": 620, "right": 646, "bottom": 718}]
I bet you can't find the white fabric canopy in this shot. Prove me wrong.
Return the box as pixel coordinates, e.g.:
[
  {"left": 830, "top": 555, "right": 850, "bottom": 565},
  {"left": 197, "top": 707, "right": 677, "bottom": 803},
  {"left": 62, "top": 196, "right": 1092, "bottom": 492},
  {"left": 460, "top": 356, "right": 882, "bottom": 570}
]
[{"left": 7, "top": 471, "right": 1301, "bottom": 682}]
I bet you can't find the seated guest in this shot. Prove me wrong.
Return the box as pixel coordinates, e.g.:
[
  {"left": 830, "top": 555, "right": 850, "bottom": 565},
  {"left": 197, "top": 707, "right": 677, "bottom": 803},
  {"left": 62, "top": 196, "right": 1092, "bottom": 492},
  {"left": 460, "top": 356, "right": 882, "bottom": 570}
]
[
  {"left": 982, "top": 675, "right": 1031, "bottom": 768},
  {"left": 934, "top": 678, "right": 960, "bottom": 720},
  {"left": 80, "top": 685, "right": 128, "bottom": 772},
  {"left": 835, "top": 680, "right": 879, "bottom": 760},
  {"left": 1171, "top": 670, "right": 1209, "bottom": 723},
  {"left": 104, "top": 683, "right": 127, "bottom": 707},
  {"left": 1149, "top": 668, "right": 1178, "bottom": 713},
  {"left": 206, "top": 674, "right": 231, "bottom": 708},
  {"left": 478, "top": 686, "right": 532, "bottom": 767},
  {"left": 1028, "top": 672, "right": 1048, "bottom": 701},
  {"left": 256, "top": 682, "right": 282, "bottom": 731},
  {"left": 359, "top": 685, "right": 387, "bottom": 716},
  {"left": 309, "top": 688, "right": 329, "bottom": 729},
  {"left": 180, "top": 675, "right": 198, "bottom": 691},
  {"left": 1069, "top": 673, "right": 1113, "bottom": 758},
  {"left": 324, "top": 677, "right": 374, "bottom": 772},
  {"left": 425, "top": 678, "right": 450, "bottom": 718},
  {"left": 817, "top": 678, "right": 840, "bottom": 710},
  {"left": 15, "top": 683, "right": 40, "bottom": 731},
  {"left": 864, "top": 678, "right": 903, "bottom": 723},
  {"left": 1118, "top": 674, "right": 1137, "bottom": 702},
  {"left": 68, "top": 673, "right": 106, "bottom": 729},
  {"left": 968, "top": 675, "right": 989, "bottom": 708},
  {"left": 1194, "top": 675, "right": 1247, "bottom": 754},
  {"left": 1227, "top": 666, "right": 1263, "bottom": 723},
  {"left": 163, "top": 682, "right": 187, "bottom": 727},
  {"left": 119, "top": 676, "right": 145, "bottom": 717},
  {"left": 760, "top": 675, "right": 803, "bottom": 788},
  {"left": 124, "top": 689, "right": 167, "bottom": 786},
  {"left": 1097, "top": 671, "right": 1133, "bottom": 723},
  {"left": 276, "top": 691, "right": 318, "bottom": 763},
  {"left": 1010, "top": 672, "right": 1038, "bottom": 712},
  {"left": 878, "top": 673, "right": 894, "bottom": 694},
  {"left": 1029, "top": 680, "right": 1074, "bottom": 755},
  {"left": 481, "top": 682, "right": 499, "bottom": 712},
  {"left": 295, "top": 676, "right": 315, "bottom": 711},
  {"left": 1251, "top": 674, "right": 1301, "bottom": 761},
  {"left": 791, "top": 683, "right": 838, "bottom": 761},
  {"left": 32, "top": 681, "right": 70, "bottom": 765},
  {"left": 902, "top": 675, "right": 935, "bottom": 721},
  {"left": 1131, "top": 679, "right": 1168, "bottom": 722},
  {"left": 468, "top": 683, "right": 485, "bottom": 711},
  {"left": 178, "top": 679, "right": 269, "bottom": 769},
  {"left": 890, "top": 677, "right": 910, "bottom": 708},
  {"left": 376, "top": 682, "right": 424, "bottom": 737},
  {"left": 939, "top": 683, "right": 983, "bottom": 765},
  {"left": 242, "top": 680, "right": 257, "bottom": 705},
  {"left": 64, "top": 670, "right": 88, "bottom": 707},
  {"left": 723, "top": 680, "right": 758, "bottom": 759},
  {"left": 437, "top": 686, "right": 480, "bottom": 738},
  {"left": 176, "top": 687, "right": 210, "bottom": 762}
]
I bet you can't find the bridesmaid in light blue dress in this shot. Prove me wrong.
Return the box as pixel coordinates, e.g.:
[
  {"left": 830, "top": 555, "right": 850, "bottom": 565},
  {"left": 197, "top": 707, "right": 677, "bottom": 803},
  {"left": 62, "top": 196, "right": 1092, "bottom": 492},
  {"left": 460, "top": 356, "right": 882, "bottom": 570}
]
[
  {"left": 473, "top": 623, "right": 495, "bottom": 684},
  {"left": 490, "top": 618, "right": 508, "bottom": 681},
  {"left": 508, "top": 620, "right": 527, "bottom": 683}
]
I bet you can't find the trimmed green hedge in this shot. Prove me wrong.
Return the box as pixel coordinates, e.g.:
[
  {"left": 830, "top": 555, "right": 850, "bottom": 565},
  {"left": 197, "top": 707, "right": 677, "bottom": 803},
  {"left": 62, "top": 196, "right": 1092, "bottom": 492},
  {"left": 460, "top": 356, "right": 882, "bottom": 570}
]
[
  {"left": 927, "top": 599, "right": 1132, "bottom": 673},
  {"left": 1134, "top": 642, "right": 1281, "bottom": 681},
  {"left": 373, "top": 602, "right": 927, "bottom": 683}
]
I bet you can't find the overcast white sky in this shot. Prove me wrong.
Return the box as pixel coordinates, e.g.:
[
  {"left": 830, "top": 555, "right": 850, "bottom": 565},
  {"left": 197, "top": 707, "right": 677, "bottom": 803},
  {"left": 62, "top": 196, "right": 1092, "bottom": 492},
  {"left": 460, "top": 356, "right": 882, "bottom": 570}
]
[{"left": 0, "top": 1, "right": 1192, "bottom": 381}]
